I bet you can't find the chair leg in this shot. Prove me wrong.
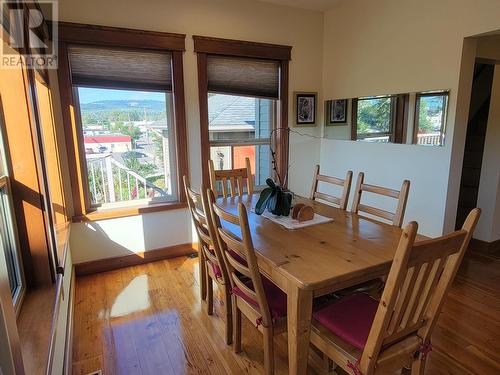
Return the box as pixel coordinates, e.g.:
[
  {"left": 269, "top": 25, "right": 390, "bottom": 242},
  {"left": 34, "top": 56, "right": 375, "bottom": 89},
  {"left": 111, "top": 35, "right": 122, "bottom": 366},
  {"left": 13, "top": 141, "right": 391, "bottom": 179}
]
[
  {"left": 322, "top": 353, "right": 335, "bottom": 373},
  {"left": 232, "top": 296, "right": 242, "bottom": 353},
  {"left": 263, "top": 328, "right": 274, "bottom": 375},
  {"left": 200, "top": 251, "right": 207, "bottom": 300},
  {"left": 207, "top": 275, "right": 213, "bottom": 315},
  {"left": 223, "top": 285, "right": 233, "bottom": 345},
  {"left": 410, "top": 355, "right": 427, "bottom": 375}
]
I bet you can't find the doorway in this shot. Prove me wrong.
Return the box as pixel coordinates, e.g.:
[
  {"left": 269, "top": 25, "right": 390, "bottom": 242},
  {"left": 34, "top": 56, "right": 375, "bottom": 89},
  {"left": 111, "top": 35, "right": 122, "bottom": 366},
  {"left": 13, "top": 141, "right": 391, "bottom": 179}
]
[{"left": 455, "top": 62, "right": 495, "bottom": 229}]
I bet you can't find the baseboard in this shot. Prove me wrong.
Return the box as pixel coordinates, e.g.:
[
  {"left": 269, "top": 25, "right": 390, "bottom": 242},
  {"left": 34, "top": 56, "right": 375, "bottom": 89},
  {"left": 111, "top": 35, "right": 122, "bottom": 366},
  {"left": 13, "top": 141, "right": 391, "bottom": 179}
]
[
  {"left": 75, "top": 243, "right": 196, "bottom": 276},
  {"left": 470, "top": 238, "right": 500, "bottom": 256},
  {"left": 63, "top": 269, "right": 75, "bottom": 375}
]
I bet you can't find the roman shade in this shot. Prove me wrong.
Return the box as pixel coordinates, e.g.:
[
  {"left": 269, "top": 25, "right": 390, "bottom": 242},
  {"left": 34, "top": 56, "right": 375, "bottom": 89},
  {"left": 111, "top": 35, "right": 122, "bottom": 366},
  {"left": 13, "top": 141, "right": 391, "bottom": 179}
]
[
  {"left": 68, "top": 45, "right": 173, "bottom": 91},
  {"left": 207, "top": 55, "right": 280, "bottom": 99}
]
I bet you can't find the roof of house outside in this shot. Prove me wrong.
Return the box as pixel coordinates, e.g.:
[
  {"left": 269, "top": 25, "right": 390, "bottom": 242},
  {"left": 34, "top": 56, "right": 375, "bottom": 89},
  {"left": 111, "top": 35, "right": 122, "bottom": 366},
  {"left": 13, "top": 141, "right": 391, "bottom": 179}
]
[
  {"left": 208, "top": 94, "right": 255, "bottom": 130},
  {"left": 84, "top": 135, "right": 132, "bottom": 143}
]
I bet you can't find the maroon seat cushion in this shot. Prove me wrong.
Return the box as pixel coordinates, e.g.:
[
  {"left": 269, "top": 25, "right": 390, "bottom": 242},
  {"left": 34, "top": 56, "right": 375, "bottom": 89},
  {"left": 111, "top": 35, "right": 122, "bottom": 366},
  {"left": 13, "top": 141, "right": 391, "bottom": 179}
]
[
  {"left": 233, "top": 276, "right": 287, "bottom": 320},
  {"left": 206, "top": 249, "right": 244, "bottom": 280},
  {"left": 313, "top": 293, "right": 379, "bottom": 349}
]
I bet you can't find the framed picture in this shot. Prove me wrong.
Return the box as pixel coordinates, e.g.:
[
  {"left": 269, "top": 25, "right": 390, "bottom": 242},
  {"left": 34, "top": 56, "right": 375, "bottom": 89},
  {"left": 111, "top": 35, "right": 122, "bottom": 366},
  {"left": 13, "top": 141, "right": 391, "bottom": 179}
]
[
  {"left": 330, "top": 99, "right": 348, "bottom": 124},
  {"left": 295, "top": 92, "right": 317, "bottom": 126}
]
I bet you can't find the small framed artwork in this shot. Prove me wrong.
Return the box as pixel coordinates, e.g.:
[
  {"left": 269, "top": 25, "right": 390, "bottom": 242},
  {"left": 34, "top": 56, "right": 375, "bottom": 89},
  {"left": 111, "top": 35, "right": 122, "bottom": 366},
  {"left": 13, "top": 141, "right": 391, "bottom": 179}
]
[
  {"left": 295, "top": 92, "right": 317, "bottom": 126},
  {"left": 330, "top": 99, "right": 348, "bottom": 124}
]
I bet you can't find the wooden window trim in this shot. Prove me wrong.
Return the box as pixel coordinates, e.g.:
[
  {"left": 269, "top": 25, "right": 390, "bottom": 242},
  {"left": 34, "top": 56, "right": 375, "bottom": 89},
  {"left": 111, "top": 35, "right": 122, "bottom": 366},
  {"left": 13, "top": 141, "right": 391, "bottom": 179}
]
[
  {"left": 56, "top": 21, "right": 186, "bottom": 51},
  {"left": 57, "top": 23, "right": 188, "bottom": 220},
  {"left": 413, "top": 91, "right": 449, "bottom": 145},
  {"left": 193, "top": 35, "right": 291, "bottom": 60},
  {"left": 194, "top": 36, "right": 291, "bottom": 187}
]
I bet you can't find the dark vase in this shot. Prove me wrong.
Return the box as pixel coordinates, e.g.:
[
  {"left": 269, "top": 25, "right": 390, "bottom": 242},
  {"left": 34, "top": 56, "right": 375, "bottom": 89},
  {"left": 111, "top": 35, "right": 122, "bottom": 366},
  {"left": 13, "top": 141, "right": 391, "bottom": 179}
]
[{"left": 255, "top": 178, "right": 293, "bottom": 217}]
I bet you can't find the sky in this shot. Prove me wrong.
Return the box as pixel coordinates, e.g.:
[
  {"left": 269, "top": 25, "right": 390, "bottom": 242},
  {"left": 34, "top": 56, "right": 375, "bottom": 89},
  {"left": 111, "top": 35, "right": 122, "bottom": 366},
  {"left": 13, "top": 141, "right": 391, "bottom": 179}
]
[{"left": 77, "top": 87, "right": 166, "bottom": 104}]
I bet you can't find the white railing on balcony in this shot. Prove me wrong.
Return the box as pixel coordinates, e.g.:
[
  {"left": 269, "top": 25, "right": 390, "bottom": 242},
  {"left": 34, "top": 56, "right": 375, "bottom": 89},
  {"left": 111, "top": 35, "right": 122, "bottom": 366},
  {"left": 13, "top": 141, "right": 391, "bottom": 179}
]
[
  {"left": 360, "top": 135, "right": 390, "bottom": 143},
  {"left": 417, "top": 133, "right": 442, "bottom": 146},
  {"left": 87, "top": 154, "right": 154, "bottom": 204}
]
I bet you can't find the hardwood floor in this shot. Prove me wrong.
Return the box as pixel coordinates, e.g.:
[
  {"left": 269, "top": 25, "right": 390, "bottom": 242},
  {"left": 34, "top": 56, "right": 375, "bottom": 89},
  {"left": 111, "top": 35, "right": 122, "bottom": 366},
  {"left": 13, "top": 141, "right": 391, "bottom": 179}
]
[{"left": 72, "top": 251, "right": 500, "bottom": 375}]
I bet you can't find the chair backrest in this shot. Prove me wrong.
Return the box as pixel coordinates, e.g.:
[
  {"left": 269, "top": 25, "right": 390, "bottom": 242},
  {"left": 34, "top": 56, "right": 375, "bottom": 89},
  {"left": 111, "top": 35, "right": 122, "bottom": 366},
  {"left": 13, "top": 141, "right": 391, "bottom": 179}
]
[
  {"left": 359, "top": 208, "right": 481, "bottom": 374},
  {"left": 207, "top": 191, "right": 273, "bottom": 327},
  {"left": 209, "top": 157, "right": 254, "bottom": 198},
  {"left": 309, "top": 165, "right": 353, "bottom": 210},
  {"left": 183, "top": 176, "right": 228, "bottom": 284},
  {"left": 351, "top": 172, "right": 410, "bottom": 227}
]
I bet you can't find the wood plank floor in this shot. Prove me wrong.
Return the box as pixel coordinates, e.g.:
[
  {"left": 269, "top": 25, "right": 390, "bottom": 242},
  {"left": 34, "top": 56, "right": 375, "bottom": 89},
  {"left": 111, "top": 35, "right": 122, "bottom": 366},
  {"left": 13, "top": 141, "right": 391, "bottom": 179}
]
[{"left": 72, "top": 251, "right": 500, "bottom": 375}]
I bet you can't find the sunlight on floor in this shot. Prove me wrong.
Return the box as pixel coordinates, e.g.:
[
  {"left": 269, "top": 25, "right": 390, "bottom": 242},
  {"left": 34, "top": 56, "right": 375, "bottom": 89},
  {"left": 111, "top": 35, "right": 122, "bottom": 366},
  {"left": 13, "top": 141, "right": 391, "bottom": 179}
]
[{"left": 110, "top": 275, "right": 150, "bottom": 317}]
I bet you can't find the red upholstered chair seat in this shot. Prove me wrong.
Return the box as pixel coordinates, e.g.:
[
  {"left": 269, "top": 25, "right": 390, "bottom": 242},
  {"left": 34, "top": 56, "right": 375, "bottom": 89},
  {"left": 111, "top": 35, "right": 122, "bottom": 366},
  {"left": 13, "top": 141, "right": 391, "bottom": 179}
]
[
  {"left": 313, "top": 293, "right": 378, "bottom": 350},
  {"left": 233, "top": 276, "right": 287, "bottom": 321},
  {"left": 207, "top": 249, "right": 246, "bottom": 280}
]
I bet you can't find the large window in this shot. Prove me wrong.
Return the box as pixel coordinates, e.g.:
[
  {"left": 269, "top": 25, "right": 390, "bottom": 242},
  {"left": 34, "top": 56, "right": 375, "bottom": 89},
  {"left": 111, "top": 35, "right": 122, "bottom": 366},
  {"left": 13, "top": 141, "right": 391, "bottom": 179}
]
[
  {"left": 414, "top": 91, "right": 448, "bottom": 146},
  {"left": 58, "top": 24, "right": 187, "bottom": 219},
  {"left": 208, "top": 93, "right": 273, "bottom": 187},
  {"left": 75, "top": 87, "right": 177, "bottom": 207},
  {"left": 194, "top": 36, "right": 291, "bottom": 188}
]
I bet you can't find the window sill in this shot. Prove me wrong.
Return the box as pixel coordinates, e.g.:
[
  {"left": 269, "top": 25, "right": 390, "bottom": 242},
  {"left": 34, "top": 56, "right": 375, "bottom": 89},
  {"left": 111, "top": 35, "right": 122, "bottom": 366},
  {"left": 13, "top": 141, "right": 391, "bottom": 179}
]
[{"left": 72, "top": 201, "right": 187, "bottom": 222}]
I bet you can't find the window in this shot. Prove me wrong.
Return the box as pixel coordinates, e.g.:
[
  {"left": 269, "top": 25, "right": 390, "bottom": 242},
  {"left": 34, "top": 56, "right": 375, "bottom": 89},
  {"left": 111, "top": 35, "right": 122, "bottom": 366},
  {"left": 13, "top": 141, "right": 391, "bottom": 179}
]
[
  {"left": 414, "top": 91, "right": 448, "bottom": 146},
  {"left": 354, "top": 96, "right": 396, "bottom": 142},
  {"left": 0, "top": 179, "right": 22, "bottom": 299},
  {"left": 58, "top": 24, "right": 187, "bottom": 219},
  {"left": 209, "top": 94, "right": 273, "bottom": 187},
  {"left": 75, "top": 87, "right": 177, "bottom": 207},
  {"left": 0, "top": 114, "right": 23, "bottom": 304},
  {"left": 34, "top": 74, "right": 68, "bottom": 227},
  {"left": 194, "top": 36, "right": 291, "bottom": 187},
  {"left": 352, "top": 95, "right": 408, "bottom": 143}
]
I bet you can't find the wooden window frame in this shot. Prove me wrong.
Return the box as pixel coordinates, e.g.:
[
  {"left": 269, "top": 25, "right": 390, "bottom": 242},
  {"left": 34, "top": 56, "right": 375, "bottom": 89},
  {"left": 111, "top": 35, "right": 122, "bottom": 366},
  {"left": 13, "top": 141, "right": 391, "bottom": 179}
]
[
  {"left": 56, "top": 22, "right": 188, "bottom": 221},
  {"left": 351, "top": 94, "right": 408, "bottom": 144},
  {"left": 193, "top": 36, "right": 291, "bottom": 187},
  {"left": 413, "top": 91, "right": 449, "bottom": 146}
]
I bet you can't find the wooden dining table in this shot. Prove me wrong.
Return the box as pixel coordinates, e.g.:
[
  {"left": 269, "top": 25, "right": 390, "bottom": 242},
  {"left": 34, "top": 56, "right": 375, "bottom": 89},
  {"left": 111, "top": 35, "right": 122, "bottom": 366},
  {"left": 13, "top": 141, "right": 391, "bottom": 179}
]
[{"left": 216, "top": 193, "right": 416, "bottom": 375}]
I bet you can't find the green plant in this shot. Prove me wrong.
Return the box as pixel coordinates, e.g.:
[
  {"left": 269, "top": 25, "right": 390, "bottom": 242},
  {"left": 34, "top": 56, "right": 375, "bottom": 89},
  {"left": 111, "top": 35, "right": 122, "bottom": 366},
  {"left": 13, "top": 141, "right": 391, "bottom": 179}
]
[{"left": 255, "top": 178, "right": 293, "bottom": 216}]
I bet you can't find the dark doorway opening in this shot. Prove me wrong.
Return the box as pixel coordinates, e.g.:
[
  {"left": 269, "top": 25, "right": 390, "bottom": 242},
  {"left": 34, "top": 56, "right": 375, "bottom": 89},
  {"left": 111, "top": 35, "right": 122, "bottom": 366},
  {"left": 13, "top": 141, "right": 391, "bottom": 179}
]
[{"left": 455, "top": 63, "right": 495, "bottom": 229}]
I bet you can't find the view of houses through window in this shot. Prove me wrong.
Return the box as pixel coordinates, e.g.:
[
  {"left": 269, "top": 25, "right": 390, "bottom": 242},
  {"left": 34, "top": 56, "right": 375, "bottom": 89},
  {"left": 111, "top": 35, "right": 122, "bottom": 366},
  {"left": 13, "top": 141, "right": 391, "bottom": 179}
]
[
  {"left": 208, "top": 93, "right": 273, "bottom": 188},
  {"left": 77, "top": 87, "right": 177, "bottom": 206}
]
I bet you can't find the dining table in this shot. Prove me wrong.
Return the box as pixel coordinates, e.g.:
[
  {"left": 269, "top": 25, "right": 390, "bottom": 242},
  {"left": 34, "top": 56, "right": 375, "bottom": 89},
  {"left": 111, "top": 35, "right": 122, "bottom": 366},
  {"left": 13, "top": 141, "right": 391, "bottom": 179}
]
[{"left": 216, "top": 193, "right": 419, "bottom": 375}]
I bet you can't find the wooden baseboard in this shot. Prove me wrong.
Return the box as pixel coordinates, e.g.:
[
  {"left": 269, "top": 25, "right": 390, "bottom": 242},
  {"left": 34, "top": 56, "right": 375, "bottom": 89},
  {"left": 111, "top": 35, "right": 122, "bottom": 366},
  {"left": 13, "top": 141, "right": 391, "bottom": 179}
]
[
  {"left": 64, "top": 269, "right": 75, "bottom": 375},
  {"left": 470, "top": 238, "right": 500, "bottom": 256},
  {"left": 75, "top": 243, "right": 196, "bottom": 276}
]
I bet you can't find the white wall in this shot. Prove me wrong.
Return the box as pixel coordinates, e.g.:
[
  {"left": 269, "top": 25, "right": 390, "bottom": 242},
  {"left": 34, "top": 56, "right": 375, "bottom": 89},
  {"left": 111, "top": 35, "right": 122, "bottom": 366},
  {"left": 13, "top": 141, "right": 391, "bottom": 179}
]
[
  {"left": 476, "top": 65, "right": 500, "bottom": 242},
  {"left": 58, "top": 0, "right": 325, "bottom": 262},
  {"left": 70, "top": 209, "right": 192, "bottom": 263},
  {"left": 321, "top": 0, "right": 500, "bottom": 237}
]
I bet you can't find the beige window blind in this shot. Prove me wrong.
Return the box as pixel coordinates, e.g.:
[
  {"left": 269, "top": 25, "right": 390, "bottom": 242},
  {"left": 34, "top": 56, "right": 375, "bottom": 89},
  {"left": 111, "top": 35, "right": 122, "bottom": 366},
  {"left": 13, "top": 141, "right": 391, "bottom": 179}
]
[
  {"left": 68, "top": 45, "right": 172, "bottom": 91},
  {"left": 207, "top": 55, "right": 280, "bottom": 99}
]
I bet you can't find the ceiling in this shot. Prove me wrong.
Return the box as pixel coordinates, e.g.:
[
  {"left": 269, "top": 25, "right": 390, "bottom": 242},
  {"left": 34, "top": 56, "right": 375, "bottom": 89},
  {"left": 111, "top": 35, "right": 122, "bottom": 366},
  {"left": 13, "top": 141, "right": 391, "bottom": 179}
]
[{"left": 259, "top": 0, "right": 343, "bottom": 12}]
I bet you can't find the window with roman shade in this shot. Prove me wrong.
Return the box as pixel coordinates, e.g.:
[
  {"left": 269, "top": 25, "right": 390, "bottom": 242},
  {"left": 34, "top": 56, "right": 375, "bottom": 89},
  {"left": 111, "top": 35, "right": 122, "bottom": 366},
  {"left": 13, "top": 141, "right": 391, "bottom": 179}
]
[
  {"left": 58, "top": 23, "right": 188, "bottom": 220},
  {"left": 194, "top": 36, "right": 291, "bottom": 188}
]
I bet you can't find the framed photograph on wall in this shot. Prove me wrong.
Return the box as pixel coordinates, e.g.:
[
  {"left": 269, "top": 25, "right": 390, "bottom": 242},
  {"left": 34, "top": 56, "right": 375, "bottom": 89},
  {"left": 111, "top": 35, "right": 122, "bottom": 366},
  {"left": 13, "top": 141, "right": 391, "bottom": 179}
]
[
  {"left": 294, "top": 92, "right": 317, "bottom": 126},
  {"left": 330, "top": 99, "right": 348, "bottom": 124}
]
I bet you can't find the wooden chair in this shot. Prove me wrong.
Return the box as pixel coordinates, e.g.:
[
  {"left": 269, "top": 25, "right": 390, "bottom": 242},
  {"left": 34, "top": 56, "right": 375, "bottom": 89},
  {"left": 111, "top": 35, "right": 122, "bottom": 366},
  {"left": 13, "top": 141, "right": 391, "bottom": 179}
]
[
  {"left": 183, "top": 176, "right": 233, "bottom": 344},
  {"left": 309, "top": 165, "right": 353, "bottom": 210},
  {"left": 209, "top": 157, "right": 254, "bottom": 198},
  {"left": 208, "top": 190, "right": 287, "bottom": 375},
  {"left": 310, "top": 208, "right": 480, "bottom": 375},
  {"left": 351, "top": 172, "right": 410, "bottom": 227}
]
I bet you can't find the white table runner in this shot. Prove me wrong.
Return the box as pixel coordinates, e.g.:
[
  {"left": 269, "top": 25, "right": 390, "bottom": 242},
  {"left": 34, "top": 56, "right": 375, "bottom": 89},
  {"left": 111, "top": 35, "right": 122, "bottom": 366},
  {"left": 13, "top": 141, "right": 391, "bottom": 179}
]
[{"left": 260, "top": 209, "right": 334, "bottom": 230}]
